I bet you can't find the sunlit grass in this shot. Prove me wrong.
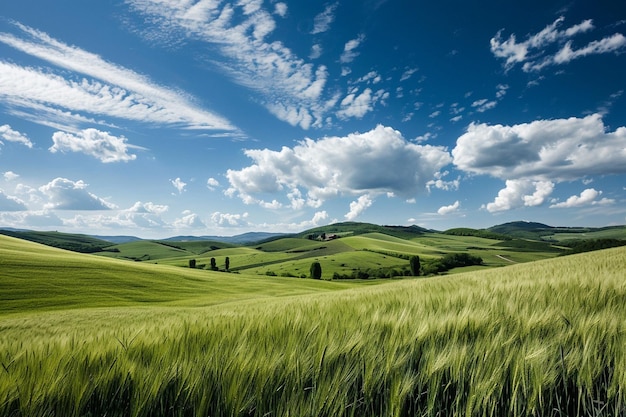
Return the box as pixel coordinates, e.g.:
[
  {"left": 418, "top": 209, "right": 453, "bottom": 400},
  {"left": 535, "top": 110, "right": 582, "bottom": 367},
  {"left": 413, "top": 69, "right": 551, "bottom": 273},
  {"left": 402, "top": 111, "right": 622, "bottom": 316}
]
[{"left": 1, "top": 233, "right": 625, "bottom": 416}]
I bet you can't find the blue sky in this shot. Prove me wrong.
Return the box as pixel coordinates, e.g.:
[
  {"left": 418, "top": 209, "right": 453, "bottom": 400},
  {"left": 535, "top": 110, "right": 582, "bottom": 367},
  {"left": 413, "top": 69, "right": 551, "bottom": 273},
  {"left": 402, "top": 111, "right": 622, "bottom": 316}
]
[{"left": 0, "top": 0, "right": 625, "bottom": 238}]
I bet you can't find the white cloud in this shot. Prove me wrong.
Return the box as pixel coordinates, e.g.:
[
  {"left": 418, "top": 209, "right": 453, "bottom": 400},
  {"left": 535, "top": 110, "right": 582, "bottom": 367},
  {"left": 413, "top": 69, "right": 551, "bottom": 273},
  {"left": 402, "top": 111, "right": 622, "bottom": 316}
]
[
  {"left": 226, "top": 125, "right": 452, "bottom": 208},
  {"left": 345, "top": 194, "right": 372, "bottom": 221},
  {"left": 438, "top": 200, "right": 460, "bottom": 215},
  {"left": 337, "top": 88, "right": 388, "bottom": 119},
  {"left": 0, "top": 124, "right": 33, "bottom": 148},
  {"left": 471, "top": 98, "right": 497, "bottom": 113},
  {"left": 3, "top": 171, "right": 19, "bottom": 181},
  {"left": 311, "top": 3, "right": 338, "bottom": 34},
  {"left": 453, "top": 114, "right": 626, "bottom": 182},
  {"left": 310, "top": 44, "right": 323, "bottom": 59},
  {"left": 128, "top": 201, "right": 169, "bottom": 215},
  {"left": 496, "top": 84, "right": 509, "bottom": 99},
  {"left": 126, "top": 1, "right": 332, "bottom": 129},
  {"left": 355, "top": 71, "right": 382, "bottom": 85},
  {"left": 173, "top": 211, "right": 206, "bottom": 228},
  {"left": 490, "top": 16, "right": 625, "bottom": 72},
  {"left": 340, "top": 34, "right": 365, "bottom": 63},
  {"left": 550, "top": 188, "right": 614, "bottom": 208},
  {"left": 400, "top": 67, "right": 418, "bottom": 82},
  {"left": 207, "top": 177, "right": 220, "bottom": 190},
  {"left": 0, "top": 23, "right": 236, "bottom": 131},
  {"left": 49, "top": 128, "right": 139, "bottom": 163},
  {"left": 170, "top": 177, "right": 187, "bottom": 194},
  {"left": 39, "top": 177, "right": 116, "bottom": 210},
  {"left": 0, "top": 190, "right": 28, "bottom": 211},
  {"left": 553, "top": 34, "right": 626, "bottom": 64},
  {"left": 65, "top": 201, "right": 169, "bottom": 231},
  {"left": 484, "top": 180, "right": 554, "bottom": 213},
  {"left": 427, "top": 171, "right": 460, "bottom": 192},
  {"left": 274, "top": 2, "right": 287, "bottom": 17},
  {"left": 0, "top": 210, "right": 63, "bottom": 228},
  {"left": 211, "top": 211, "right": 250, "bottom": 227}
]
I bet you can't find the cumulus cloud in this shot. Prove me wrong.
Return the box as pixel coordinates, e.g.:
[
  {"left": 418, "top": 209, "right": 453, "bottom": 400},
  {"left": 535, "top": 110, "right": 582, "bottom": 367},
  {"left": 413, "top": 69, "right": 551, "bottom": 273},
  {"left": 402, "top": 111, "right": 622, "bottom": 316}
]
[
  {"left": 490, "top": 16, "right": 626, "bottom": 72},
  {"left": 274, "top": 2, "right": 287, "bottom": 17},
  {"left": 345, "top": 194, "right": 372, "bottom": 221},
  {"left": 452, "top": 114, "right": 626, "bottom": 182},
  {"left": 39, "top": 177, "right": 116, "bottom": 210},
  {"left": 550, "top": 188, "right": 614, "bottom": 208},
  {"left": 211, "top": 211, "right": 250, "bottom": 227},
  {"left": 311, "top": 3, "right": 338, "bottom": 34},
  {"left": 173, "top": 210, "right": 206, "bottom": 228},
  {"left": 438, "top": 200, "right": 460, "bottom": 215},
  {"left": 0, "top": 190, "right": 28, "bottom": 211},
  {"left": 0, "top": 124, "right": 33, "bottom": 148},
  {"left": 49, "top": 128, "right": 139, "bottom": 163},
  {"left": 128, "top": 201, "right": 169, "bottom": 215},
  {"left": 3, "top": 171, "right": 19, "bottom": 181},
  {"left": 126, "top": 1, "right": 332, "bottom": 129},
  {"left": 309, "top": 44, "right": 323, "bottom": 59},
  {"left": 484, "top": 180, "right": 554, "bottom": 213},
  {"left": 0, "top": 23, "right": 235, "bottom": 132},
  {"left": 170, "top": 178, "right": 187, "bottom": 194},
  {"left": 340, "top": 34, "right": 365, "bottom": 64},
  {"left": 207, "top": 177, "right": 220, "bottom": 190},
  {"left": 64, "top": 201, "right": 169, "bottom": 231},
  {"left": 226, "top": 125, "right": 452, "bottom": 208}
]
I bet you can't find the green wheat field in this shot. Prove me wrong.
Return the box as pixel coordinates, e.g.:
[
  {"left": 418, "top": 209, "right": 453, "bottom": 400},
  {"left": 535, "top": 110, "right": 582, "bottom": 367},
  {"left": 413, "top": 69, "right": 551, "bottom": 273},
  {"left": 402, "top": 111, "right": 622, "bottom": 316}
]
[{"left": 1, "top": 233, "right": 626, "bottom": 416}]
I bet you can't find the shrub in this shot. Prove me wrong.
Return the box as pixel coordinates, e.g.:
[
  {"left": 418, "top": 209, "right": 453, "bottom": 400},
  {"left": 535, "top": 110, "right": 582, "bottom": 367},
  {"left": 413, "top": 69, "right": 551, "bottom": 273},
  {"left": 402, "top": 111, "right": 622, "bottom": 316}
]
[{"left": 310, "top": 262, "right": 322, "bottom": 279}]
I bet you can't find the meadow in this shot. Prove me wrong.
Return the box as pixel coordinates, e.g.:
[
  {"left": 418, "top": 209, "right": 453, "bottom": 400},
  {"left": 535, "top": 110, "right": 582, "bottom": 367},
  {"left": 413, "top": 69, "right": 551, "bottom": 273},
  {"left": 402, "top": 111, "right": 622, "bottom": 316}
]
[{"left": 1, "top": 233, "right": 626, "bottom": 416}]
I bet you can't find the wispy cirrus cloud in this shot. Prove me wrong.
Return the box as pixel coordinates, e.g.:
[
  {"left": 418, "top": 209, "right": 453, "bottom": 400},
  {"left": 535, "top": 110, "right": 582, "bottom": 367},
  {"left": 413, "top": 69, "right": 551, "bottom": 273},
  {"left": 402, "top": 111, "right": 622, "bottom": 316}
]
[
  {"left": 126, "top": 0, "right": 337, "bottom": 129},
  {"left": 0, "top": 22, "right": 236, "bottom": 132},
  {"left": 491, "top": 16, "right": 626, "bottom": 72},
  {"left": 311, "top": 3, "right": 338, "bottom": 34},
  {"left": 0, "top": 124, "right": 33, "bottom": 149}
]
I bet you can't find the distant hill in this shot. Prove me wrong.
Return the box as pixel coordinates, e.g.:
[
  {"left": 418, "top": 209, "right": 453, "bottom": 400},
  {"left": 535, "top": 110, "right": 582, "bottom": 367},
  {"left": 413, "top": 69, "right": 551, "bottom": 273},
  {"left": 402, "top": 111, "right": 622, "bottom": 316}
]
[
  {"left": 92, "top": 235, "right": 143, "bottom": 244},
  {"left": 487, "top": 221, "right": 626, "bottom": 241},
  {"left": 297, "top": 222, "right": 432, "bottom": 240},
  {"left": 163, "top": 232, "right": 287, "bottom": 245}
]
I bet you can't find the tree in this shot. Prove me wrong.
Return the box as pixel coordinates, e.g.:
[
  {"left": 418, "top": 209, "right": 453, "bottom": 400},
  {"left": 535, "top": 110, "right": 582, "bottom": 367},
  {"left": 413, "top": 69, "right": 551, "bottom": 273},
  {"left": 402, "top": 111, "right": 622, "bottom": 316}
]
[
  {"left": 409, "top": 255, "right": 421, "bottom": 276},
  {"left": 310, "top": 261, "right": 322, "bottom": 279},
  {"left": 225, "top": 256, "right": 230, "bottom": 271},
  {"left": 189, "top": 259, "right": 196, "bottom": 268},
  {"left": 210, "top": 257, "right": 217, "bottom": 271}
]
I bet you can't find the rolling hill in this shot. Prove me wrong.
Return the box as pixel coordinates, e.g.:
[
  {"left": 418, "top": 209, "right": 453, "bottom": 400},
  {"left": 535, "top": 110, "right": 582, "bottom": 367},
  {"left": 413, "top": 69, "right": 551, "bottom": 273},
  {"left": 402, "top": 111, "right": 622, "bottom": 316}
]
[{"left": 1, "top": 229, "right": 626, "bottom": 416}]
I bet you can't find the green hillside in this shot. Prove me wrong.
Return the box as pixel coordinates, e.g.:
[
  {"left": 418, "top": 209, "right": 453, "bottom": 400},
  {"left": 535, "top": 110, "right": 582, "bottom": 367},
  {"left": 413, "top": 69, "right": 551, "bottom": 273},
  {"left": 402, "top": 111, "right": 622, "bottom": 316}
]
[
  {"left": 0, "top": 235, "right": 363, "bottom": 314},
  {"left": 0, "top": 229, "right": 113, "bottom": 253},
  {"left": 1, "top": 231, "right": 625, "bottom": 416},
  {"left": 5, "top": 222, "right": 623, "bottom": 281}
]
